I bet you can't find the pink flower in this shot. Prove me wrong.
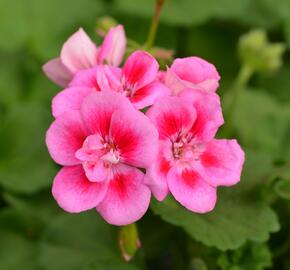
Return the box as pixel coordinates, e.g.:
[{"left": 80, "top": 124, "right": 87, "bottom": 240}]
[
  {"left": 42, "top": 25, "right": 126, "bottom": 87},
  {"left": 51, "top": 51, "right": 170, "bottom": 117},
  {"left": 46, "top": 91, "right": 158, "bottom": 225},
  {"left": 96, "top": 50, "right": 171, "bottom": 109},
  {"left": 51, "top": 66, "right": 120, "bottom": 118},
  {"left": 145, "top": 89, "right": 244, "bottom": 213},
  {"left": 165, "top": 57, "right": 221, "bottom": 95}
]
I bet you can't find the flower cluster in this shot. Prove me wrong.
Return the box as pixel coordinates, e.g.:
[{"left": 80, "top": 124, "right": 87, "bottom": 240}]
[{"left": 44, "top": 25, "right": 245, "bottom": 226}]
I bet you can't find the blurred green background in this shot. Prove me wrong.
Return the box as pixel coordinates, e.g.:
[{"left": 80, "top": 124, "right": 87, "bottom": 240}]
[{"left": 0, "top": 0, "right": 290, "bottom": 269}]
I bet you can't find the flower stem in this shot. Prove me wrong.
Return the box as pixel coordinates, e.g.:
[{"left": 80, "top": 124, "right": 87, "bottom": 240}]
[
  {"left": 145, "top": 0, "right": 166, "bottom": 49},
  {"left": 224, "top": 64, "right": 254, "bottom": 137}
]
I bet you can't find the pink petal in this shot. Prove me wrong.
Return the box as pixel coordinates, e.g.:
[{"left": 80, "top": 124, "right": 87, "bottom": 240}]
[
  {"left": 146, "top": 95, "right": 197, "bottom": 140},
  {"left": 164, "top": 67, "right": 201, "bottom": 95},
  {"left": 42, "top": 58, "right": 73, "bottom": 87},
  {"left": 46, "top": 110, "right": 88, "bottom": 166},
  {"left": 97, "top": 25, "right": 126, "bottom": 66},
  {"left": 180, "top": 89, "right": 224, "bottom": 142},
  {"left": 52, "top": 87, "right": 94, "bottom": 118},
  {"left": 170, "top": 57, "right": 220, "bottom": 92},
  {"left": 52, "top": 165, "right": 108, "bottom": 213},
  {"left": 123, "top": 51, "right": 159, "bottom": 90},
  {"left": 60, "top": 28, "right": 98, "bottom": 74},
  {"left": 130, "top": 81, "right": 171, "bottom": 109},
  {"left": 167, "top": 167, "right": 217, "bottom": 213},
  {"left": 200, "top": 139, "right": 245, "bottom": 187},
  {"left": 96, "top": 65, "right": 122, "bottom": 92},
  {"left": 96, "top": 164, "right": 151, "bottom": 225},
  {"left": 83, "top": 160, "right": 109, "bottom": 183},
  {"left": 109, "top": 107, "right": 158, "bottom": 168},
  {"left": 144, "top": 141, "right": 172, "bottom": 201},
  {"left": 69, "top": 67, "right": 99, "bottom": 90},
  {"left": 80, "top": 91, "right": 133, "bottom": 137}
]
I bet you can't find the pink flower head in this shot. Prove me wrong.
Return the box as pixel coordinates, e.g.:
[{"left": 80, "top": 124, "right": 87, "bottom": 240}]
[
  {"left": 42, "top": 25, "right": 126, "bottom": 87},
  {"left": 51, "top": 51, "right": 170, "bottom": 118},
  {"left": 96, "top": 50, "right": 171, "bottom": 109},
  {"left": 165, "top": 57, "right": 221, "bottom": 95},
  {"left": 51, "top": 66, "right": 120, "bottom": 118},
  {"left": 46, "top": 91, "right": 158, "bottom": 225},
  {"left": 145, "top": 89, "right": 244, "bottom": 213}
]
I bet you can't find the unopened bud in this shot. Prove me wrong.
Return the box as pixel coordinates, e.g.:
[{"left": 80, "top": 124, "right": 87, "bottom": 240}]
[
  {"left": 118, "top": 223, "right": 141, "bottom": 261},
  {"left": 96, "top": 16, "right": 118, "bottom": 37},
  {"left": 238, "top": 29, "right": 285, "bottom": 73}
]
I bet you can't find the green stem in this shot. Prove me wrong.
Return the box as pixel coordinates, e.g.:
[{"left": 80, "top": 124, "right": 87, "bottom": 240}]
[
  {"left": 145, "top": 0, "right": 166, "bottom": 49},
  {"left": 224, "top": 64, "right": 254, "bottom": 137}
]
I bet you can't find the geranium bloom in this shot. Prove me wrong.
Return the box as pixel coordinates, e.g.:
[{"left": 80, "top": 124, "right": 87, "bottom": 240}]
[
  {"left": 51, "top": 51, "right": 170, "bottom": 117},
  {"left": 46, "top": 91, "right": 158, "bottom": 225},
  {"left": 165, "top": 57, "right": 220, "bottom": 95},
  {"left": 96, "top": 50, "right": 170, "bottom": 109},
  {"left": 42, "top": 25, "right": 126, "bottom": 87},
  {"left": 145, "top": 90, "right": 244, "bottom": 213}
]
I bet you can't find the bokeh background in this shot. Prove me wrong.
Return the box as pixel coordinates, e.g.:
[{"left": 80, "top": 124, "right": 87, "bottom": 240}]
[{"left": 0, "top": 0, "right": 290, "bottom": 269}]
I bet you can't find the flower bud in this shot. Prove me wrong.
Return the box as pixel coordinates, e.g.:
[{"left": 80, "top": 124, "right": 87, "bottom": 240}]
[
  {"left": 96, "top": 16, "right": 118, "bottom": 37},
  {"left": 118, "top": 223, "right": 141, "bottom": 261},
  {"left": 238, "top": 29, "right": 285, "bottom": 73}
]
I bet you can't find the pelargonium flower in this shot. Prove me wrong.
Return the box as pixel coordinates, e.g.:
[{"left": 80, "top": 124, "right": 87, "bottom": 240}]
[
  {"left": 165, "top": 57, "right": 221, "bottom": 95},
  {"left": 42, "top": 25, "right": 126, "bottom": 87},
  {"left": 51, "top": 51, "right": 170, "bottom": 117},
  {"left": 145, "top": 90, "right": 244, "bottom": 213},
  {"left": 46, "top": 91, "right": 158, "bottom": 225},
  {"left": 96, "top": 50, "right": 170, "bottom": 109}
]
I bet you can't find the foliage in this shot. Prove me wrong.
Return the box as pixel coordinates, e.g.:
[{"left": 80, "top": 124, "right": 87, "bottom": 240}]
[{"left": 0, "top": 0, "right": 290, "bottom": 269}]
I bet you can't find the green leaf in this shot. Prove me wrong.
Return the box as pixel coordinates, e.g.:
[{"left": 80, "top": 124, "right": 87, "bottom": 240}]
[
  {"left": 274, "top": 178, "right": 290, "bottom": 200},
  {"left": 257, "top": 63, "right": 290, "bottom": 103},
  {"left": 0, "top": 103, "right": 56, "bottom": 193},
  {"left": 151, "top": 192, "right": 279, "bottom": 250},
  {"left": 38, "top": 212, "right": 140, "bottom": 270},
  {"left": 0, "top": 54, "right": 22, "bottom": 107},
  {"left": 0, "top": 209, "right": 40, "bottom": 270},
  {"left": 233, "top": 89, "right": 290, "bottom": 160},
  {"left": 0, "top": 0, "right": 30, "bottom": 51},
  {"left": 28, "top": 0, "right": 105, "bottom": 60},
  {"left": 3, "top": 191, "right": 60, "bottom": 223},
  {"left": 113, "top": 0, "right": 287, "bottom": 28},
  {"left": 113, "top": 0, "right": 248, "bottom": 26},
  {"left": 217, "top": 242, "right": 272, "bottom": 270},
  {"left": 0, "top": 0, "right": 105, "bottom": 58}
]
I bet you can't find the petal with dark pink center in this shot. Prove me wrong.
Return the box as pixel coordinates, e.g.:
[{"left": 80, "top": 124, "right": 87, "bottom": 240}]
[
  {"left": 46, "top": 110, "right": 88, "bottom": 166},
  {"left": 123, "top": 51, "right": 158, "bottom": 90},
  {"left": 167, "top": 167, "right": 217, "bottom": 213},
  {"left": 144, "top": 140, "right": 172, "bottom": 201},
  {"left": 130, "top": 81, "right": 171, "bottom": 110},
  {"left": 52, "top": 165, "right": 108, "bottom": 213},
  {"left": 109, "top": 108, "right": 158, "bottom": 168},
  {"left": 60, "top": 28, "right": 98, "bottom": 73},
  {"left": 180, "top": 89, "right": 224, "bottom": 143},
  {"left": 52, "top": 87, "right": 93, "bottom": 118},
  {"left": 146, "top": 96, "right": 196, "bottom": 140},
  {"left": 200, "top": 139, "right": 245, "bottom": 187},
  {"left": 80, "top": 91, "right": 132, "bottom": 136},
  {"left": 96, "top": 164, "right": 151, "bottom": 226}
]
